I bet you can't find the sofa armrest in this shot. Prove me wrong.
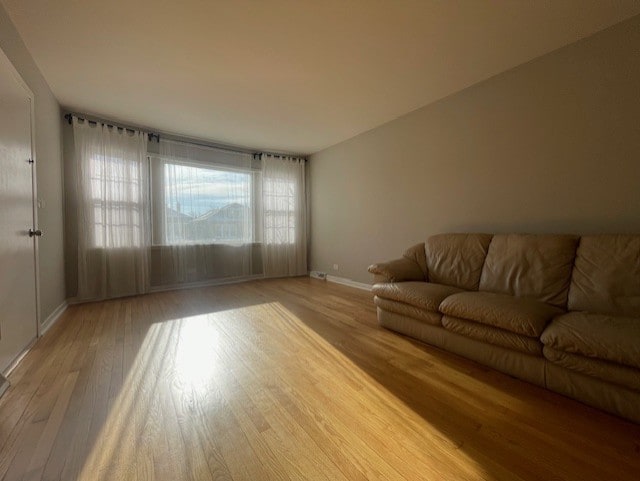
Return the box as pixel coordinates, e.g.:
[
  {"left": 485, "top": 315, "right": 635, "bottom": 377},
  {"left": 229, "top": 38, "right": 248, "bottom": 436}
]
[{"left": 368, "top": 257, "right": 425, "bottom": 283}]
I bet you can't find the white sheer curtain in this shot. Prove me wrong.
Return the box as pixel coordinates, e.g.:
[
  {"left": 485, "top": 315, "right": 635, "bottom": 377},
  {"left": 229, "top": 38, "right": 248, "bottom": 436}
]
[
  {"left": 72, "top": 117, "right": 149, "bottom": 300},
  {"left": 70, "top": 125, "right": 307, "bottom": 296},
  {"left": 156, "top": 140, "right": 254, "bottom": 245},
  {"left": 262, "top": 154, "right": 307, "bottom": 277},
  {"left": 149, "top": 140, "right": 258, "bottom": 286}
]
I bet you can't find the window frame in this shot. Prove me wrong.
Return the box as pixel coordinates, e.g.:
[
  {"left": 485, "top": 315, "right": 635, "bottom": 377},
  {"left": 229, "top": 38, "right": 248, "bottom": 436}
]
[{"left": 150, "top": 155, "right": 261, "bottom": 247}]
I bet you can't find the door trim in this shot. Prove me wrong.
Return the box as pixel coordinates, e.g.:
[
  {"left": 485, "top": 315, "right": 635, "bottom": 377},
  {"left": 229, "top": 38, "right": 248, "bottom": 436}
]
[{"left": 28, "top": 95, "right": 42, "bottom": 336}]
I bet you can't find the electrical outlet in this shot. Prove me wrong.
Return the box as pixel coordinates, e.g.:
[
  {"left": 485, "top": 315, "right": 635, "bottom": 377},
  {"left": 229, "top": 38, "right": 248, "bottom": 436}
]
[{"left": 332, "top": 264, "right": 339, "bottom": 270}]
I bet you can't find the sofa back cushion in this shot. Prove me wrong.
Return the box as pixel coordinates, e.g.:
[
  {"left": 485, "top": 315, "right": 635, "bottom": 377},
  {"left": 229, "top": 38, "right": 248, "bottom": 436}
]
[
  {"left": 479, "top": 234, "right": 579, "bottom": 308},
  {"left": 425, "top": 233, "right": 493, "bottom": 290},
  {"left": 568, "top": 235, "right": 640, "bottom": 316},
  {"left": 402, "top": 243, "right": 428, "bottom": 279}
]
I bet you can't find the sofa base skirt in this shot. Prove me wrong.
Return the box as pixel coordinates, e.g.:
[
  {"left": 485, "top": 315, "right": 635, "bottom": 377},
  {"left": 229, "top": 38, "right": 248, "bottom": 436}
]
[
  {"left": 545, "top": 362, "right": 640, "bottom": 424},
  {"left": 377, "top": 308, "right": 546, "bottom": 387},
  {"left": 378, "top": 307, "right": 640, "bottom": 423}
]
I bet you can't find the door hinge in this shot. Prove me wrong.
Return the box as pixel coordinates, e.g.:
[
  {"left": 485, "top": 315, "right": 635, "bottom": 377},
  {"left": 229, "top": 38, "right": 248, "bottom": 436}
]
[{"left": 28, "top": 158, "right": 34, "bottom": 164}]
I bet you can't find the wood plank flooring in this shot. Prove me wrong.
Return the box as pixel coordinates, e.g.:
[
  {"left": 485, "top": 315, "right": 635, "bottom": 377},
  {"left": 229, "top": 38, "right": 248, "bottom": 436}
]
[{"left": 0, "top": 277, "right": 639, "bottom": 480}]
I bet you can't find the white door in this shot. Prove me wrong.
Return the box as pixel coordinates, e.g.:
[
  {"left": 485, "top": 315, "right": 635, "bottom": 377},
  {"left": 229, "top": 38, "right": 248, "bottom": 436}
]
[{"left": 0, "top": 47, "right": 38, "bottom": 373}]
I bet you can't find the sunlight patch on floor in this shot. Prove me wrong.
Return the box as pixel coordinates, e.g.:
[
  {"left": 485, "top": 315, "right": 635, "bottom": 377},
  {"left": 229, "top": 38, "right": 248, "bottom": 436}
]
[
  {"left": 174, "top": 315, "right": 222, "bottom": 390},
  {"left": 77, "top": 302, "right": 490, "bottom": 480}
]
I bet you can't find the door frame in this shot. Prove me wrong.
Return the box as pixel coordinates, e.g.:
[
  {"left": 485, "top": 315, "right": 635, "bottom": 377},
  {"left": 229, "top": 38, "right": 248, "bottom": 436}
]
[{"left": 0, "top": 45, "right": 41, "bottom": 343}]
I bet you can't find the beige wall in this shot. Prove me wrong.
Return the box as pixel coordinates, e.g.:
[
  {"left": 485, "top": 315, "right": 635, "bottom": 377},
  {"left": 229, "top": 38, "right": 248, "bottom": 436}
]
[
  {"left": 309, "top": 15, "right": 640, "bottom": 285},
  {"left": 0, "top": 5, "right": 65, "bottom": 321}
]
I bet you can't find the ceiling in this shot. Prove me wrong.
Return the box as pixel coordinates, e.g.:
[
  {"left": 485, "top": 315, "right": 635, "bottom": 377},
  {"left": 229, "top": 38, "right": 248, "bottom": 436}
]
[{"left": 3, "top": 1, "right": 640, "bottom": 155}]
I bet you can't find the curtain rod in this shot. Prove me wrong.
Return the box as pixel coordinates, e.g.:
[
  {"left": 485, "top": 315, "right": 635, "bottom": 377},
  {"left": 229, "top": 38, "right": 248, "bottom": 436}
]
[
  {"left": 65, "top": 113, "right": 307, "bottom": 159},
  {"left": 64, "top": 113, "right": 160, "bottom": 142},
  {"left": 255, "top": 152, "right": 307, "bottom": 162},
  {"left": 160, "top": 136, "right": 258, "bottom": 156},
  {"left": 160, "top": 139, "right": 305, "bottom": 161}
]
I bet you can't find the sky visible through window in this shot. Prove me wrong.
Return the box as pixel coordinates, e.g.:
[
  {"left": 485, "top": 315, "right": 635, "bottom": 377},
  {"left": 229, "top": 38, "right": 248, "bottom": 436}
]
[{"left": 165, "top": 163, "right": 251, "bottom": 218}]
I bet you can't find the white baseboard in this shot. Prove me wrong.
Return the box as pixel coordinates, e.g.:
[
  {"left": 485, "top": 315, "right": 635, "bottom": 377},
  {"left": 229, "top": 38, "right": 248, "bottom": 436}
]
[
  {"left": 325, "top": 275, "right": 372, "bottom": 291},
  {"left": 39, "top": 301, "right": 68, "bottom": 337},
  {"left": 2, "top": 338, "right": 35, "bottom": 377},
  {"left": 0, "top": 374, "right": 9, "bottom": 399}
]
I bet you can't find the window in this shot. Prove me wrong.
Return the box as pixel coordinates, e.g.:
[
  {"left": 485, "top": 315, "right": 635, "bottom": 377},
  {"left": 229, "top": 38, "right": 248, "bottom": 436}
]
[
  {"left": 152, "top": 159, "right": 257, "bottom": 245},
  {"left": 263, "top": 176, "right": 296, "bottom": 244},
  {"left": 90, "top": 155, "right": 143, "bottom": 248}
]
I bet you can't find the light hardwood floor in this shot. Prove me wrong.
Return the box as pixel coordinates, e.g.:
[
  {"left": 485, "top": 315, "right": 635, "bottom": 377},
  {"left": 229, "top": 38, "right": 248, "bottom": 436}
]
[{"left": 0, "top": 278, "right": 639, "bottom": 480}]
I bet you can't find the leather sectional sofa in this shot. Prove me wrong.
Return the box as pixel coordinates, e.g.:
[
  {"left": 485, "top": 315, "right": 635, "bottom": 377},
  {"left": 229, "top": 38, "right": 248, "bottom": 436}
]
[{"left": 368, "top": 233, "right": 640, "bottom": 423}]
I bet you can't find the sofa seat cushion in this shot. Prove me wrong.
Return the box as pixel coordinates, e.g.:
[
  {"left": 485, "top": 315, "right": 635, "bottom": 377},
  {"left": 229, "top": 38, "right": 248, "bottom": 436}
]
[
  {"left": 439, "top": 291, "right": 563, "bottom": 337},
  {"left": 541, "top": 312, "right": 640, "bottom": 369},
  {"left": 372, "top": 282, "right": 463, "bottom": 312},
  {"left": 543, "top": 346, "right": 640, "bottom": 392},
  {"left": 442, "top": 316, "right": 543, "bottom": 356},
  {"left": 374, "top": 297, "right": 442, "bottom": 326}
]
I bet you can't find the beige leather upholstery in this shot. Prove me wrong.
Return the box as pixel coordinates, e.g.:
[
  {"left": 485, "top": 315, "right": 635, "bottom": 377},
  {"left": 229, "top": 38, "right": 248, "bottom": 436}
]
[
  {"left": 378, "top": 309, "right": 546, "bottom": 386},
  {"left": 368, "top": 257, "right": 425, "bottom": 283},
  {"left": 479, "top": 234, "right": 579, "bottom": 307},
  {"left": 541, "top": 312, "right": 640, "bottom": 369},
  {"left": 372, "top": 282, "right": 462, "bottom": 312},
  {"left": 442, "top": 316, "right": 543, "bottom": 356},
  {"left": 372, "top": 274, "right": 389, "bottom": 284},
  {"left": 568, "top": 235, "right": 640, "bottom": 316},
  {"left": 371, "top": 232, "right": 640, "bottom": 423},
  {"left": 439, "top": 291, "right": 563, "bottom": 337},
  {"left": 368, "top": 242, "right": 428, "bottom": 282},
  {"left": 544, "top": 346, "right": 640, "bottom": 392},
  {"left": 403, "top": 243, "right": 428, "bottom": 278},
  {"left": 374, "top": 296, "right": 442, "bottom": 325},
  {"left": 546, "top": 362, "right": 640, "bottom": 424},
  {"left": 425, "top": 233, "right": 492, "bottom": 290}
]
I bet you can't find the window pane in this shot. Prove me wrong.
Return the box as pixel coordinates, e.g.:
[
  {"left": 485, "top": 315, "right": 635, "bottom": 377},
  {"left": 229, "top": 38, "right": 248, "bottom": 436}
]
[
  {"left": 263, "top": 177, "right": 296, "bottom": 244},
  {"left": 90, "top": 155, "right": 142, "bottom": 248},
  {"left": 159, "top": 162, "right": 253, "bottom": 245}
]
